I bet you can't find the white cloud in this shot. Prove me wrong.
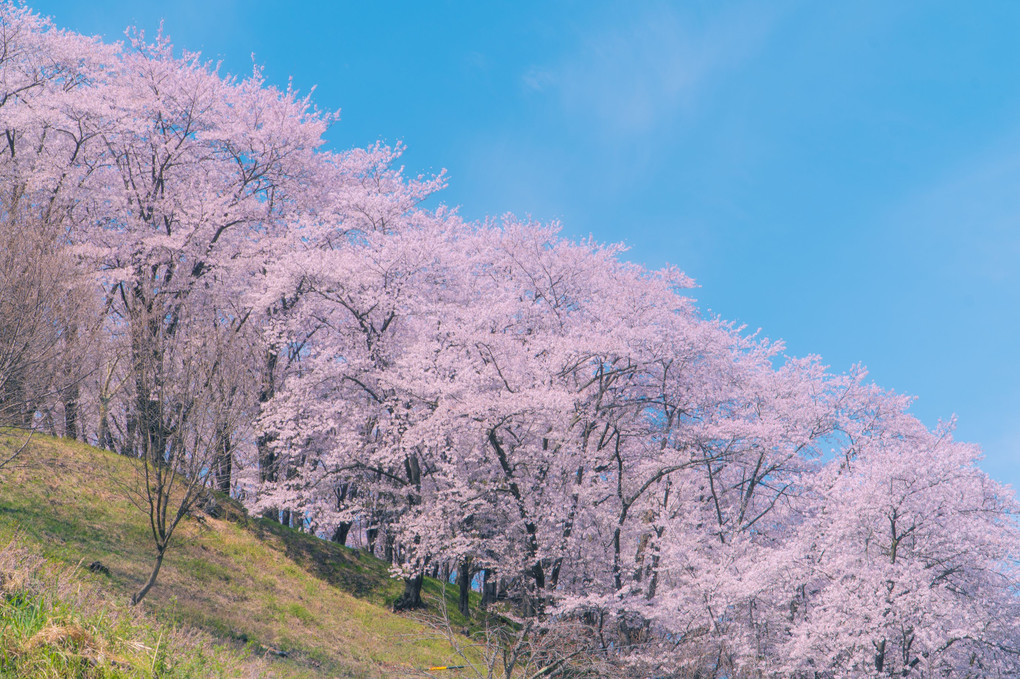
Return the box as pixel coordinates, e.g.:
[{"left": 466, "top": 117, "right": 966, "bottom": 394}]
[
  {"left": 522, "top": 67, "right": 556, "bottom": 93},
  {"left": 533, "top": 3, "right": 783, "bottom": 139},
  {"left": 877, "top": 128, "right": 1020, "bottom": 284}
]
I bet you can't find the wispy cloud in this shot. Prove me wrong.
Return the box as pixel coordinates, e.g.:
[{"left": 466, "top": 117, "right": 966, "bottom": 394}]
[
  {"left": 878, "top": 128, "right": 1020, "bottom": 284},
  {"left": 526, "top": 3, "right": 782, "bottom": 139},
  {"left": 522, "top": 66, "right": 555, "bottom": 93}
]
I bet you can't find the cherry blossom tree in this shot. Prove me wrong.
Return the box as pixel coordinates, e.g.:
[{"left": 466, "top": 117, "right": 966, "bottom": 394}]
[
  {"left": 768, "top": 406, "right": 1020, "bottom": 678},
  {"left": 247, "top": 142, "right": 448, "bottom": 604},
  {"left": 0, "top": 5, "right": 342, "bottom": 600},
  {"left": 0, "top": 2, "right": 106, "bottom": 454}
]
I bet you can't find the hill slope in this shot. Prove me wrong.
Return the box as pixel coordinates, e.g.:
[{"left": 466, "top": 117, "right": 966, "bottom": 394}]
[{"left": 0, "top": 434, "right": 478, "bottom": 678}]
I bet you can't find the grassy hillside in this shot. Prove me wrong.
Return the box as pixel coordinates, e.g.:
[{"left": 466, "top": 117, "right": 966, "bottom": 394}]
[{"left": 0, "top": 434, "right": 480, "bottom": 678}]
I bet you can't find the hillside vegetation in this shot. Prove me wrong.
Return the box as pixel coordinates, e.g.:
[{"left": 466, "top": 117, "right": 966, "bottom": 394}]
[{"left": 0, "top": 434, "right": 478, "bottom": 678}]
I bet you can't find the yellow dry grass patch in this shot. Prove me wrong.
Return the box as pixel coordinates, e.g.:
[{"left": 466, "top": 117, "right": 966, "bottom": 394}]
[
  {"left": 23, "top": 622, "right": 94, "bottom": 651},
  {"left": 20, "top": 621, "right": 130, "bottom": 668}
]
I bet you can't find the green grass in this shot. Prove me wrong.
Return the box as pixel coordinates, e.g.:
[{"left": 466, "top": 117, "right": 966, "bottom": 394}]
[{"left": 0, "top": 435, "right": 483, "bottom": 678}]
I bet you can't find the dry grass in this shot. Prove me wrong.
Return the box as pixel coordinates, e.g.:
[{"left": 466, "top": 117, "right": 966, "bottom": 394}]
[{"left": 24, "top": 622, "right": 95, "bottom": 650}]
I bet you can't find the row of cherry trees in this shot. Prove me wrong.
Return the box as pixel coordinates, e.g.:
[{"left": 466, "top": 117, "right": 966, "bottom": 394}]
[{"left": 1, "top": 5, "right": 1018, "bottom": 676}]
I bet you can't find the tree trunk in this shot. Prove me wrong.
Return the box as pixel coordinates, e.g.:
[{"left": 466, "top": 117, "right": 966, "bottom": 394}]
[
  {"left": 42, "top": 407, "right": 56, "bottom": 435},
  {"left": 393, "top": 572, "right": 424, "bottom": 611},
  {"left": 331, "top": 522, "right": 351, "bottom": 547},
  {"left": 62, "top": 383, "right": 78, "bottom": 440},
  {"left": 481, "top": 569, "right": 498, "bottom": 608},
  {"left": 330, "top": 483, "right": 353, "bottom": 546},
  {"left": 122, "top": 412, "right": 136, "bottom": 456},
  {"left": 60, "top": 320, "right": 80, "bottom": 440},
  {"left": 457, "top": 557, "right": 472, "bottom": 618},
  {"left": 366, "top": 526, "right": 378, "bottom": 556},
  {"left": 138, "top": 393, "right": 167, "bottom": 462},
  {"left": 97, "top": 397, "right": 115, "bottom": 451},
  {"left": 131, "top": 550, "right": 164, "bottom": 605},
  {"left": 213, "top": 425, "right": 232, "bottom": 494},
  {"left": 257, "top": 347, "right": 279, "bottom": 521}
]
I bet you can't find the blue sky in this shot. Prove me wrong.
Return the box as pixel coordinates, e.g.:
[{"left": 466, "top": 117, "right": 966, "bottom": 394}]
[{"left": 31, "top": 1, "right": 1020, "bottom": 490}]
